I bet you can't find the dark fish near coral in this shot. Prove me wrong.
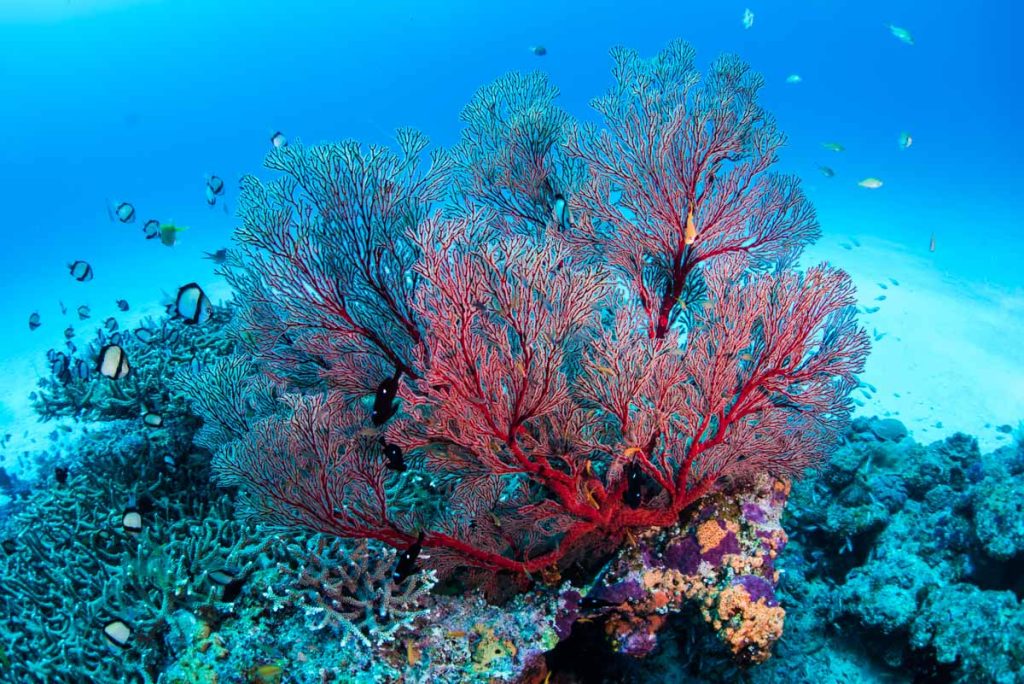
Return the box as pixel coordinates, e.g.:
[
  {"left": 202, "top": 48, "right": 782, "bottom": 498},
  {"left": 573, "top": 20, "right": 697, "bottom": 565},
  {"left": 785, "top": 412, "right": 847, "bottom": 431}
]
[
  {"left": 60, "top": 301, "right": 67, "bottom": 315},
  {"left": 116, "top": 299, "right": 130, "bottom": 312},
  {"left": 203, "top": 248, "right": 228, "bottom": 264},
  {"left": 114, "top": 202, "right": 136, "bottom": 224},
  {"left": 624, "top": 461, "right": 643, "bottom": 508},
  {"left": 133, "top": 327, "right": 156, "bottom": 344},
  {"left": 531, "top": 45, "right": 547, "bottom": 56},
  {"left": 208, "top": 567, "right": 248, "bottom": 602},
  {"left": 98, "top": 344, "right": 130, "bottom": 380},
  {"left": 270, "top": 131, "right": 288, "bottom": 148},
  {"left": 68, "top": 260, "right": 94, "bottom": 282},
  {"left": 142, "top": 219, "right": 161, "bottom": 240},
  {"left": 54, "top": 466, "right": 68, "bottom": 485},
  {"left": 142, "top": 411, "right": 163, "bottom": 428},
  {"left": 77, "top": 305, "right": 90, "bottom": 320},
  {"left": 50, "top": 351, "right": 70, "bottom": 383},
  {"left": 372, "top": 375, "right": 400, "bottom": 426},
  {"left": 205, "top": 185, "right": 217, "bottom": 206},
  {"left": 121, "top": 504, "right": 142, "bottom": 534},
  {"left": 73, "top": 358, "right": 90, "bottom": 381},
  {"left": 28, "top": 312, "right": 41, "bottom": 331},
  {"left": 173, "top": 282, "right": 212, "bottom": 324},
  {"left": 64, "top": 326, "right": 75, "bottom": 340},
  {"left": 383, "top": 441, "right": 406, "bottom": 472},
  {"left": 393, "top": 531, "right": 425, "bottom": 583},
  {"left": 102, "top": 619, "right": 132, "bottom": 649},
  {"left": 104, "top": 317, "right": 118, "bottom": 332},
  {"left": 207, "top": 175, "right": 225, "bottom": 196}
]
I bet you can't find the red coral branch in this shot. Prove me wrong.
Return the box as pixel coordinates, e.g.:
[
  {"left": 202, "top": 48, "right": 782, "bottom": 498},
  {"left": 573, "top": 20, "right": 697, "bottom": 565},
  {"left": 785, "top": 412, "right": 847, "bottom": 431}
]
[{"left": 212, "top": 41, "right": 869, "bottom": 582}]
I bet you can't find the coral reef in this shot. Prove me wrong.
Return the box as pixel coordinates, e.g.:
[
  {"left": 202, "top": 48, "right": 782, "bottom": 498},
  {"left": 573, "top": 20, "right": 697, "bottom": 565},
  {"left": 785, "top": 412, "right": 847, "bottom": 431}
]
[
  {"left": 747, "top": 419, "right": 1024, "bottom": 683},
  {"left": 570, "top": 472, "right": 789, "bottom": 665},
  {"left": 194, "top": 40, "right": 868, "bottom": 586},
  {"left": 32, "top": 308, "right": 233, "bottom": 423}
]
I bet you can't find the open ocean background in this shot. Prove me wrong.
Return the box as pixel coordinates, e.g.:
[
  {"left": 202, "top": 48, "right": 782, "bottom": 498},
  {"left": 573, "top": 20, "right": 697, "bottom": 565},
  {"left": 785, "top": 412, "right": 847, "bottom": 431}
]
[{"left": 1, "top": 0, "right": 1021, "bottom": 466}]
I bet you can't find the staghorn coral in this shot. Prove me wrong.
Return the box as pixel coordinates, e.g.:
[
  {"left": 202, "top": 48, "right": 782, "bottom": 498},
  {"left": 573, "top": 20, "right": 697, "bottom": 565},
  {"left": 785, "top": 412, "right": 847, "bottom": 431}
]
[
  {"left": 292, "top": 535, "right": 435, "bottom": 648},
  {"left": 195, "top": 40, "right": 868, "bottom": 588},
  {"left": 0, "top": 419, "right": 262, "bottom": 682},
  {"left": 32, "top": 307, "right": 234, "bottom": 423}
]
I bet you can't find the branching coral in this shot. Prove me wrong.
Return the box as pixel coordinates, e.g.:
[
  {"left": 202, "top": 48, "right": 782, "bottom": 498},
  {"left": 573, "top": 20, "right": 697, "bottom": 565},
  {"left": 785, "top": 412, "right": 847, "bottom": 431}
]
[
  {"left": 192, "top": 40, "right": 868, "bottom": 585},
  {"left": 292, "top": 536, "right": 435, "bottom": 648},
  {"left": 32, "top": 308, "right": 234, "bottom": 423}
]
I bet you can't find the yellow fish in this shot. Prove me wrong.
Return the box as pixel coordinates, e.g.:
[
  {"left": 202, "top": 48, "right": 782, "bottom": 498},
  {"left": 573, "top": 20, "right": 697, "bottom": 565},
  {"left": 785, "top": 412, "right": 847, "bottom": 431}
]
[{"left": 684, "top": 206, "right": 698, "bottom": 245}]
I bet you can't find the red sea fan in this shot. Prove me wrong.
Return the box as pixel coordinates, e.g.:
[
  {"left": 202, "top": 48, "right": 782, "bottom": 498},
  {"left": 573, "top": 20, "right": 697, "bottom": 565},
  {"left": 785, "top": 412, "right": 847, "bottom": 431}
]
[{"left": 202, "top": 40, "right": 869, "bottom": 582}]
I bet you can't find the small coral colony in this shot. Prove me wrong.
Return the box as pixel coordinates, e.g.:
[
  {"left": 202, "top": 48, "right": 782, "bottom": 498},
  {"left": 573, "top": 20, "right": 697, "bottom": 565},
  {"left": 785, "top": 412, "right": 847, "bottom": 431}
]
[{"left": 7, "top": 39, "right": 881, "bottom": 681}]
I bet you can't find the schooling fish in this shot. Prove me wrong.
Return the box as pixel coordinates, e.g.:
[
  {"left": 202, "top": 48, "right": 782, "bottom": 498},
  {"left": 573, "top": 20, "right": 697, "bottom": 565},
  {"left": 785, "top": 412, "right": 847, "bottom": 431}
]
[
  {"left": 822, "top": 142, "right": 845, "bottom": 152},
  {"left": 114, "top": 202, "right": 136, "bottom": 224},
  {"left": 104, "top": 317, "right": 118, "bottom": 332},
  {"left": 207, "top": 567, "right": 248, "bottom": 602},
  {"left": 121, "top": 503, "right": 142, "bottom": 534},
  {"left": 64, "top": 325, "right": 75, "bottom": 340},
  {"left": 204, "top": 185, "right": 217, "bottom": 206},
  {"left": 393, "top": 531, "right": 425, "bottom": 584},
  {"left": 888, "top": 24, "right": 914, "bottom": 46},
  {"left": 203, "top": 248, "right": 228, "bottom": 264},
  {"left": 858, "top": 177, "right": 883, "bottom": 189},
  {"left": 383, "top": 441, "right": 406, "bottom": 472},
  {"left": 72, "top": 358, "right": 90, "bottom": 381},
  {"left": 173, "top": 282, "right": 213, "bottom": 325},
  {"left": 97, "top": 344, "right": 130, "bottom": 380},
  {"left": 270, "top": 131, "right": 288, "bottom": 148},
  {"left": 51, "top": 352, "right": 72, "bottom": 384},
  {"left": 102, "top": 619, "right": 132, "bottom": 649},
  {"left": 624, "top": 461, "right": 643, "bottom": 508},
  {"left": 785, "top": 74, "right": 802, "bottom": 84},
  {"left": 68, "top": 260, "right": 94, "bottom": 282},
  {"left": 142, "top": 219, "right": 161, "bottom": 240},
  {"left": 929, "top": 233, "right": 936, "bottom": 252},
  {"left": 372, "top": 375, "right": 400, "bottom": 426},
  {"left": 819, "top": 166, "right": 835, "bottom": 178},
  {"left": 899, "top": 131, "right": 913, "bottom": 150},
  {"left": 530, "top": 45, "right": 547, "bottom": 56},
  {"left": 28, "top": 312, "right": 41, "bottom": 331},
  {"left": 742, "top": 8, "right": 754, "bottom": 29},
  {"left": 77, "top": 305, "right": 90, "bottom": 320},
  {"left": 116, "top": 299, "right": 130, "bottom": 312},
  {"left": 207, "top": 175, "right": 225, "bottom": 196}
]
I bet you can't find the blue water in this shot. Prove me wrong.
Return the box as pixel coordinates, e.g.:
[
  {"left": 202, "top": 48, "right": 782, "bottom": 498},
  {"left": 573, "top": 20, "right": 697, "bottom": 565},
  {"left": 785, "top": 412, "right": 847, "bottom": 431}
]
[{"left": 0, "top": 0, "right": 1016, "bottom": 463}]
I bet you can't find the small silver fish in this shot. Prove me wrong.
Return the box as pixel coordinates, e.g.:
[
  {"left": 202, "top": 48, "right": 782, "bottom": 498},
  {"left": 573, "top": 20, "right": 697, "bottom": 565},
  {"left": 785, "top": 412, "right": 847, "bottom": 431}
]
[{"left": 888, "top": 24, "right": 914, "bottom": 46}]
